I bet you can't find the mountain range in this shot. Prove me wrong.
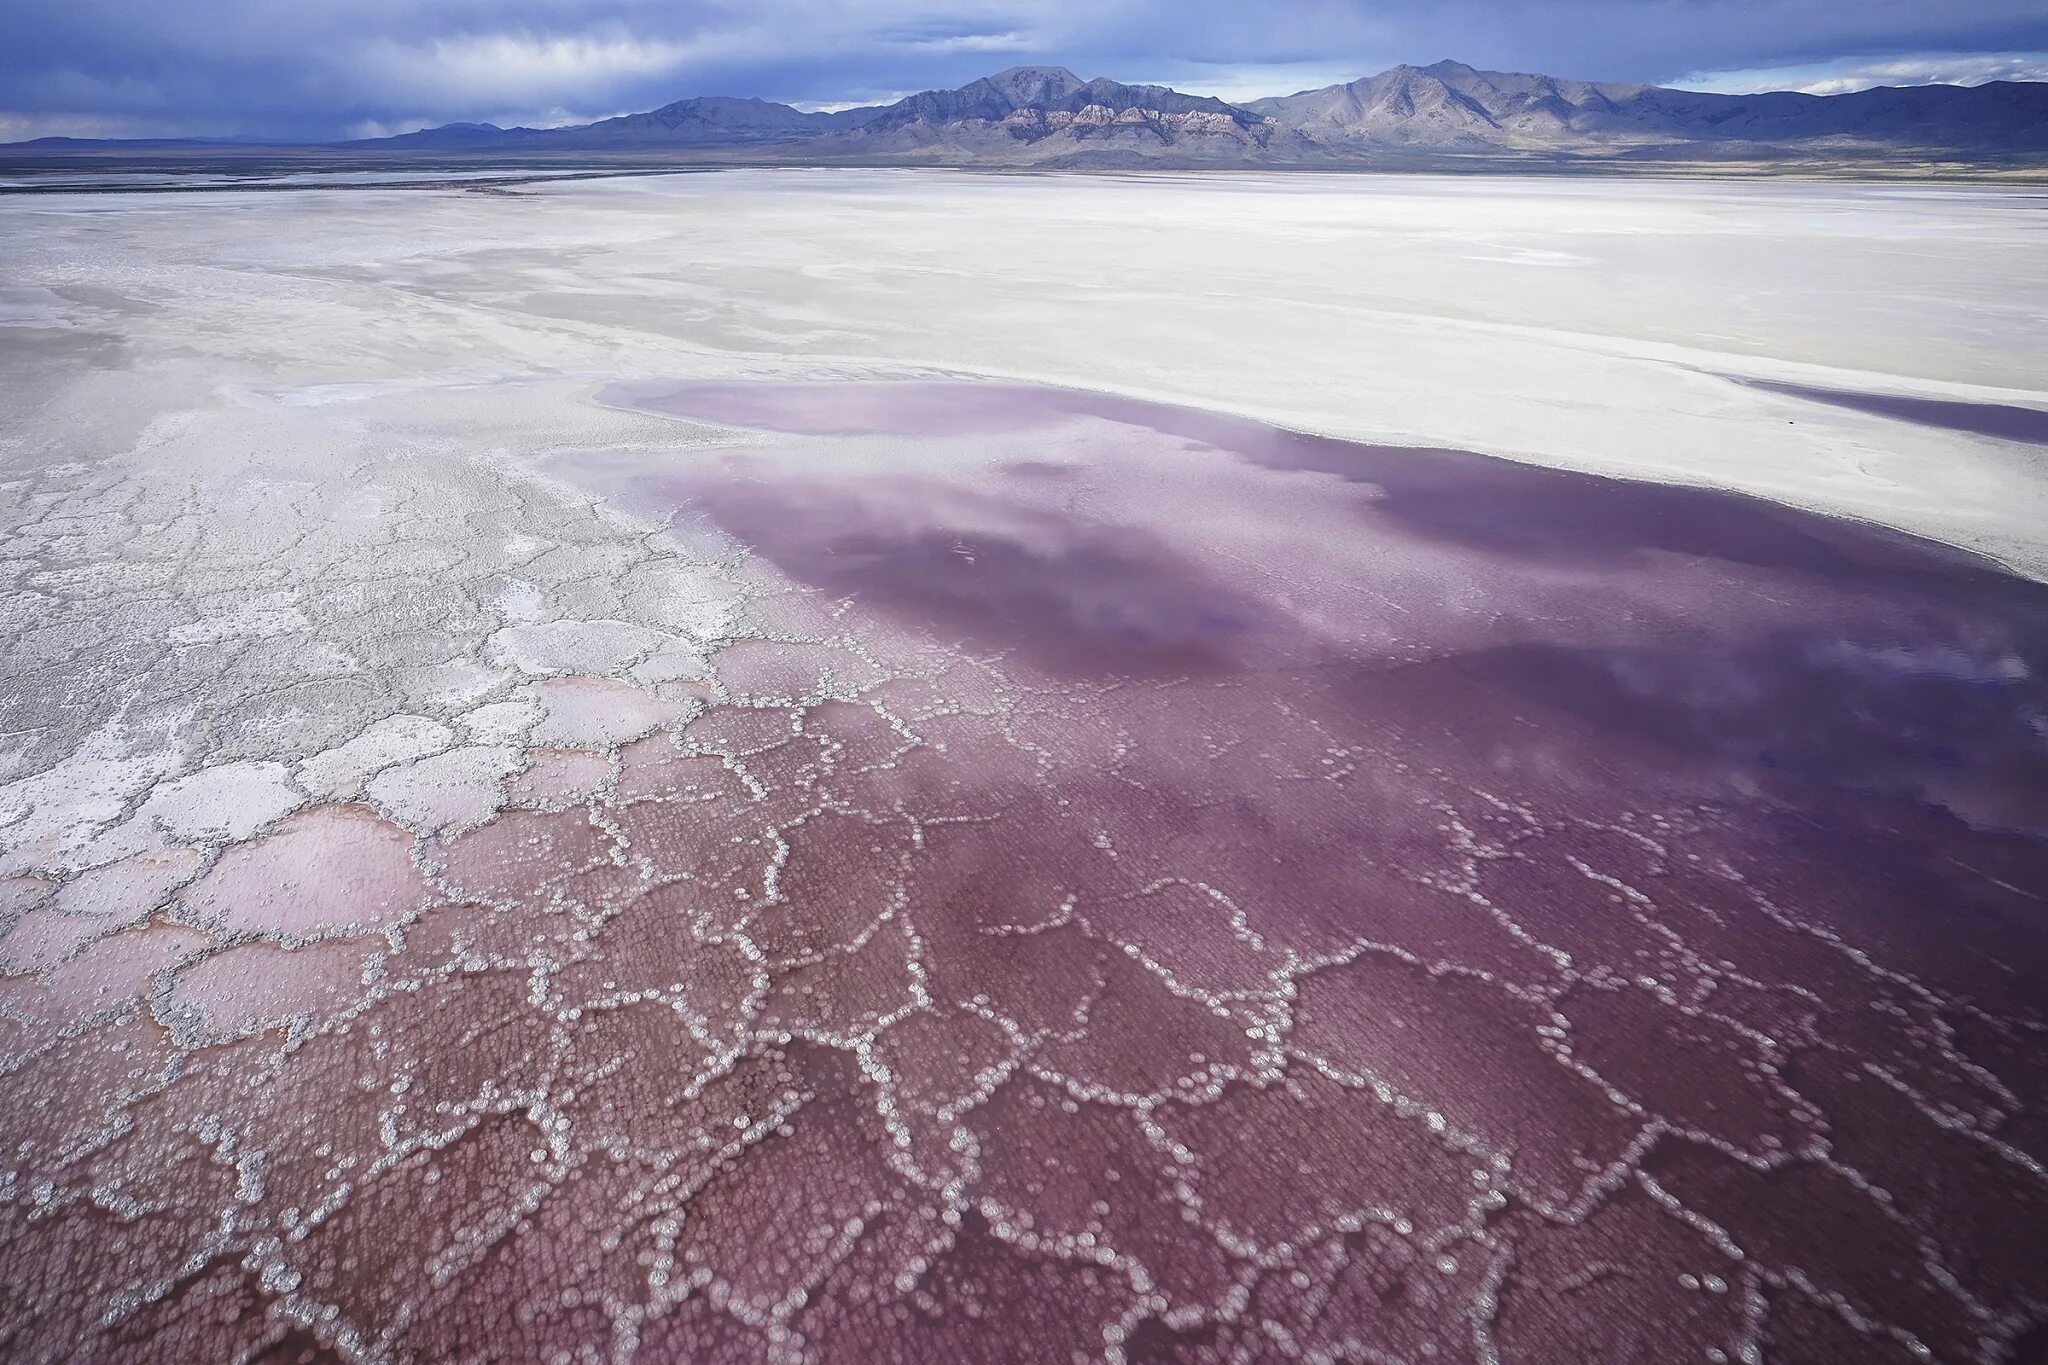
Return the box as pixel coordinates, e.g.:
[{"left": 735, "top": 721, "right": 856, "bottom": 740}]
[
  {"left": 11, "top": 60, "right": 2048, "bottom": 167},
  {"left": 1246, "top": 60, "right": 2048, "bottom": 157},
  {"left": 368, "top": 66, "right": 1319, "bottom": 165}
]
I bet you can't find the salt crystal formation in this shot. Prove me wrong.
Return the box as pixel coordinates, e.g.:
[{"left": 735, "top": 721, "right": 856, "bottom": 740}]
[{"left": 2, "top": 381, "right": 2044, "bottom": 1364}]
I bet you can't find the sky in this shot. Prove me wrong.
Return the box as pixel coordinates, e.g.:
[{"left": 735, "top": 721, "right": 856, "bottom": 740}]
[{"left": 3, "top": 0, "right": 2045, "bottom": 142}]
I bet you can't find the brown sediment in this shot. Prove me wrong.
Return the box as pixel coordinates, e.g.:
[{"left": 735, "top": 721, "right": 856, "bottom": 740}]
[{"left": 3, "top": 379, "right": 2046, "bottom": 1364}]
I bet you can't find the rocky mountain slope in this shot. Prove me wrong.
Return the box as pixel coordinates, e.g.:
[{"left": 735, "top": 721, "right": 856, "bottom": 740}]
[
  {"left": 372, "top": 96, "right": 873, "bottom": 150},
  {"left": 824, "top": 66, "right": 1317, "bottom": 162},
  {"left": 551, "top": 96, "right": 863, "bottom": 146},
  {"left": 1246, "top": 59, "right": 2048, "bottom": 156}
]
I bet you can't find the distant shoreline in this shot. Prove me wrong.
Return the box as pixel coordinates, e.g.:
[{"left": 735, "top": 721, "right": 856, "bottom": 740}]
[{"left": 4, "top": 157, "right": 2047, "bottom": 194}]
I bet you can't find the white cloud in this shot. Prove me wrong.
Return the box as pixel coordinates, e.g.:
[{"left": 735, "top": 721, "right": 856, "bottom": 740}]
[
  {"left": 1124, "top": 61, "right": 1382, "bottom": 103},
  {"left": 0, "top": 110, "right": 180, "bottom": 140},
  {"left": 790, "top": 94, "right": 915, "bottom": 112},
  {"left": 357, "top": 30, "right": 713, "bottom": 105},
  {"left": 1677, "top": 50, "right": 2048, "bottom": 95},
  {"left": 896, "top": 30, "right": 1035, "bottom": 55}
]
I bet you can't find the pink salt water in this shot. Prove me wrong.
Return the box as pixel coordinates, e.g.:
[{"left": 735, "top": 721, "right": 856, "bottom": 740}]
[{"left": 3, "top": 379, "right": 2044, "bottom": 1365}]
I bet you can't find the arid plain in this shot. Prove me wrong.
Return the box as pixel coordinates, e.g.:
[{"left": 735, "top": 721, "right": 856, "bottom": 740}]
[{"left": 3, "top": 170, "right": 2047, "bottom": 1363}]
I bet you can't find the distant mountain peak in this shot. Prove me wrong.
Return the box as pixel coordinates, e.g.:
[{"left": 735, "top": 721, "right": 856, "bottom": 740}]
[
  {"left": 980, "top": 66, "right": 1089, "bottom": 106},
  {"left": 641, "top": 94, "right": 781, "bottom": 119},
  {"left": 987, "top": 65, "right": 1083, "bottom": 84}
]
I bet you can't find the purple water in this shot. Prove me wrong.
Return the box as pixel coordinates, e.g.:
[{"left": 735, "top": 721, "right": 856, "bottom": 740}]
[{"left": 7, "top": 378, "right": 2043, "bottom": 1365}]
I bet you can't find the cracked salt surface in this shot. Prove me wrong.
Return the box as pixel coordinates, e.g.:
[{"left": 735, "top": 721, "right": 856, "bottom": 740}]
[{"left": 2, "top": 367, "right": 2044, "bottom": 1364}]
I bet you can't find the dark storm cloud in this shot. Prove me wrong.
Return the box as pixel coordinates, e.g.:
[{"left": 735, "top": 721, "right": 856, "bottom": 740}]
[{"left": 3, "top": 0, "right": 2045, "bottom": 140}]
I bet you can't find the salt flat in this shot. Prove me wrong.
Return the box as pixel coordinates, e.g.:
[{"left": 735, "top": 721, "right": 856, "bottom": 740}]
[
  {"left": 7, "top": 170, "right": 2048, "bottom": 571},
  {"left": 2, "top": 171, "right": 2046, "bottom": 1364}
]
